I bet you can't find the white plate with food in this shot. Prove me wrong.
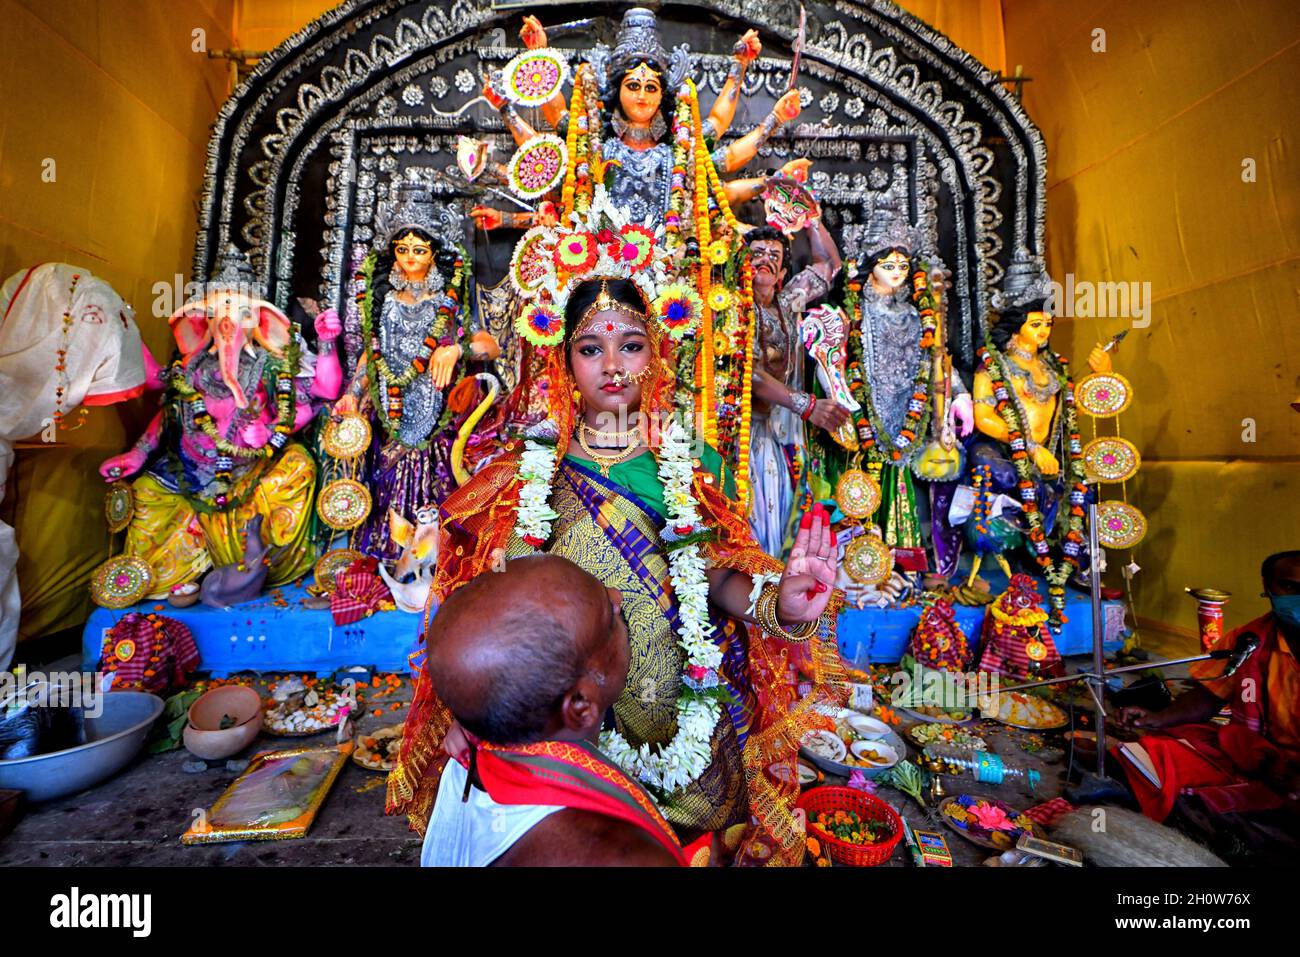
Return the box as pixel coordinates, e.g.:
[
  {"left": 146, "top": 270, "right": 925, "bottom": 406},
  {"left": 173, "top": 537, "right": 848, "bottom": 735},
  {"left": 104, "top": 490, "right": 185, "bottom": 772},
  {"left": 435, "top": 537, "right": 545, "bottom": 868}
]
[
  {"left": 849, "top": 739, "right": 899, "bottom": 769},
  {"left": 978, "top": 691, "right": 1068, "bottom": 731},
  {"left": 800, "top": 729, "right": 847, "bottom": 764},
  {"left": 846, "top": 714, "right": 891, "bottom": 740}
]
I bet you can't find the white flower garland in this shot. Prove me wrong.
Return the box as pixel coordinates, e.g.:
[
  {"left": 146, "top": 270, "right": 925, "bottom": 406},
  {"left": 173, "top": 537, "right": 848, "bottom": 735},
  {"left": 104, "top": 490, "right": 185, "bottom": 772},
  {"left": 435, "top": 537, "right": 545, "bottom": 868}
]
[
  {"left": 510, "top": 418, "right": 722, "bottom": 795},
  {"left": 598, "top": 421, "right": 722, "bottom": 794},
  {"left": 512, "top": 427, "right": 560, "bottom": 547}
]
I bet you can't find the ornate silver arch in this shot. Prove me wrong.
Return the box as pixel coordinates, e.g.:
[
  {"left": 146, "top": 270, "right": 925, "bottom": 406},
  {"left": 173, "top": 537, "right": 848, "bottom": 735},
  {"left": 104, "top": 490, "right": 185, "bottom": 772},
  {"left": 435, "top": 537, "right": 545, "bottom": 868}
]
[{"left": 193, "top": 0, "right": 1048, "bottom": 368}]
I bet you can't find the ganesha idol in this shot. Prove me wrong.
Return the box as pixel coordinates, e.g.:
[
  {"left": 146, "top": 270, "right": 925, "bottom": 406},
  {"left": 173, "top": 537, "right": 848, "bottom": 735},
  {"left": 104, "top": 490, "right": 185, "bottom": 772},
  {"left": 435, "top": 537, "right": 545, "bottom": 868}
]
[{"left": 99, "top": 248, "right": 342, "bottom": 598}]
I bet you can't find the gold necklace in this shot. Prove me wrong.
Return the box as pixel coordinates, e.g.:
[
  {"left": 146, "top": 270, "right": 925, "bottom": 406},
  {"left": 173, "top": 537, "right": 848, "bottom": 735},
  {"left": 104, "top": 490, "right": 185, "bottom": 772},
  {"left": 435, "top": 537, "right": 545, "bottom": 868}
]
[
  {"left": 575, "top": 426, "right": 642, "bottom": 478},
  {"left": 579, "top": 420, "right": 640, "bottom": 443}
]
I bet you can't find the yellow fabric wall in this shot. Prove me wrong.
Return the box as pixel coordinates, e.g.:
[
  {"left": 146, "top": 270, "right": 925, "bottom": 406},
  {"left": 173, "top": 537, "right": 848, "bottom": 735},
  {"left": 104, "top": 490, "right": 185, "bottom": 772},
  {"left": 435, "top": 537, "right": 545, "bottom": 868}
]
[
  {"left": 0, "top": 0, "right": 236, "bottom": 645},
  {"left": 4, "top": 0, "right": 1291, "bottom": 649},
  {"left": 1002, "top": 0, "right": 1300, "bottom": 641},
  {"left": 232, "top": 0, "right": 343, "bottom": 52}
]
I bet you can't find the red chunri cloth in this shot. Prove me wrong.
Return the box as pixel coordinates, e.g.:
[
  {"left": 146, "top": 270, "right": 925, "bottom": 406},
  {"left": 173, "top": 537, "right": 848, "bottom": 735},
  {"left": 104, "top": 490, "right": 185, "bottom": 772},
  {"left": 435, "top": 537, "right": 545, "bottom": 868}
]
[
  {"left": 331, "top": 557, "right": 391, "bottom": 625},
  {"left": 102, "top": 612, "right": 200, "bottom": 694}
]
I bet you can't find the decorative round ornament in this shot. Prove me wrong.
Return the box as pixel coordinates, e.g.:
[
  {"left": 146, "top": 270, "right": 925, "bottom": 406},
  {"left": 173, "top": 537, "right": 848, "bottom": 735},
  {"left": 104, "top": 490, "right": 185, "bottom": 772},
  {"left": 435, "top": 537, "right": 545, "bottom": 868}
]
[
  {"left": 553, "top": 231, "right": 600, "bottom": 275},
  {"left": 91, "top": 556, "right": 154, "bottom": 609},
  {"left": 322, "top": 412, "right": 373, "bottom": 460},
  {"left": 706, "top": 287, "right": 733, "bottom": 312},
  {"left": 509, "top": 226, "right": 555, "bottom": 296},
  {"left": 651, "top": 282, "right": 705, "bottom": 340},
  {"left": 1075, "top": 372, "right": 1133, "bottom": 418},
  {"left": 314, "top": 548, "right": 364, "bottom": 594},
  {"left": 1083, "top": 436, "right": 1141, "bottom": 484},
  {"left": 507, "top": 134, "right": 568, "bottom": 200},
  {"left": 843, "top": 535, "right": 893, "bottom": 586},
  {"left": 316, "top": 479, "right": 372, "bottom": 531},
  {"left": 515, "top": 302, "right": 565, "bottom": 347},
  {"left": 835, "top": 468, "right": 882, "bottom": 521},
  {"left": 502, "top": 49, "right": 569, "bottom": 108},
  {"left": 114, "top": 638, "right": 137, "bottom": 663},
  {"left": 105, "top": 481, "right": 135, "bottom": 532},
  {"left": 1025, "top": 639, "right": 1048, "bottom": 662},
  {"left": 616, "top": 223, "right": 656, "bottom": 273},
  {"left": 1096, "top": 501, "right": 1148, "bottom": 549}
]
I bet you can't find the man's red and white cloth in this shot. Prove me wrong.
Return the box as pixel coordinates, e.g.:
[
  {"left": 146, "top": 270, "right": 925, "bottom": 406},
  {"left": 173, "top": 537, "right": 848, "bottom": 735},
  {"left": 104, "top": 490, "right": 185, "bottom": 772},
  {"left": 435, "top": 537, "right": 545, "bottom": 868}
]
[{"left": 1115, "top": 615, "right": 1296, "bottom": 822}]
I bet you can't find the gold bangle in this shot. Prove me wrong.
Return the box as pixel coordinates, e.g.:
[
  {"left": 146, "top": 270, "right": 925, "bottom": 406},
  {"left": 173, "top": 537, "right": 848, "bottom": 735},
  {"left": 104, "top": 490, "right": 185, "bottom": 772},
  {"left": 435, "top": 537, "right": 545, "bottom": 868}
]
[{"left": 755, "top": 583, "right": 817, "bottom": 642}]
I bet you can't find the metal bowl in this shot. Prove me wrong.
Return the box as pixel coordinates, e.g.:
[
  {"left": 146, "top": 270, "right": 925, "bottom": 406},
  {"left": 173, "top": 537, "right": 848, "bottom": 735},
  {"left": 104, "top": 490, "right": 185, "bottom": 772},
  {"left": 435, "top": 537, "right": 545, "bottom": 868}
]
[{"left": 0, "top": 691, "right": 163, "bottom": 802}]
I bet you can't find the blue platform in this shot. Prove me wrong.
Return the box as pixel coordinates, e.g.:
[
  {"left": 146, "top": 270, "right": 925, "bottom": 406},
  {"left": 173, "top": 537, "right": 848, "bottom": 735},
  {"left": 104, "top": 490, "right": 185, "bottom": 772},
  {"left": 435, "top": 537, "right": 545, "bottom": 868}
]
[
  {"left": 83, "top": 583, "right": 422, "bottom": 678},
  {"left": 83, "top": 569, "right": 1127, "bottom": 677}
]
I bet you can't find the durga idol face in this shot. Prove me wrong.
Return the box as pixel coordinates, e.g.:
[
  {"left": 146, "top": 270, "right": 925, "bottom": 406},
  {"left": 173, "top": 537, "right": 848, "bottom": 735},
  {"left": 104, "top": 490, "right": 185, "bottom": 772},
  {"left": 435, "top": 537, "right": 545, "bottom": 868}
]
[{"left": 618, "top": 64, "right": 663, "bottom": 128}]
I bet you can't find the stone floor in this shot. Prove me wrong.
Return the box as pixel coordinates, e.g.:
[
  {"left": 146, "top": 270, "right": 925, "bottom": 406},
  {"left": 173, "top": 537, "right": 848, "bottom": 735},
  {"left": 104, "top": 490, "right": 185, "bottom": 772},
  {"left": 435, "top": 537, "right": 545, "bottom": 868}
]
[
  {"left": 0, "top": 641, "right": 1204, "bottom": 867},
  {"left": 0, "top": 673, "right": 423, "bottom": 866}
]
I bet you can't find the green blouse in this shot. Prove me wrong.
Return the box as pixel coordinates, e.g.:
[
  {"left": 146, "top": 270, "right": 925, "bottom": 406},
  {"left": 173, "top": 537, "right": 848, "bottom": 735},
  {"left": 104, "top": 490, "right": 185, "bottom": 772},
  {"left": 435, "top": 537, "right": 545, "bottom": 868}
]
[{"left": 563, "top": 444, "right": 736, "bottom": 519}]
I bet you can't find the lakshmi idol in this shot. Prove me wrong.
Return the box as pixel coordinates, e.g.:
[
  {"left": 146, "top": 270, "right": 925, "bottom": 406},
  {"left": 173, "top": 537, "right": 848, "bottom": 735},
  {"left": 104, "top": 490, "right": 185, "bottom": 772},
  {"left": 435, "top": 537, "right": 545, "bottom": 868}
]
[
  {"left": 334, "top": 186, "right": 501, "bottom": 559},
  {"left": 389, "top": 199, "right": 851, "bottom": 865}
]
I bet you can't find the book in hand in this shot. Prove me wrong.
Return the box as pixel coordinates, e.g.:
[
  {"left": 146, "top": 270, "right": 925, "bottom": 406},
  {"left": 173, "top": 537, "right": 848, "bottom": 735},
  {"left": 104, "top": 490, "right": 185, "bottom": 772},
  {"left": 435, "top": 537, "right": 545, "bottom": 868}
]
[{"left": 1119, "top": 741, "right": 1160, "bottom": 788}]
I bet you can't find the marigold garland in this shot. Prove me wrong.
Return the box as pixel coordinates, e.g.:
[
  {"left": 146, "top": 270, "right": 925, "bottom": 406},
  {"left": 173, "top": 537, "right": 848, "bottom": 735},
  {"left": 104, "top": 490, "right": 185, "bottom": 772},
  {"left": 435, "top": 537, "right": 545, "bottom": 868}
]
[
  {"left": 735, "top": 259, "right": 756, "bottom": 506},
  {"left": 845, "top": 263, "right": 938, "bottom": 465}
]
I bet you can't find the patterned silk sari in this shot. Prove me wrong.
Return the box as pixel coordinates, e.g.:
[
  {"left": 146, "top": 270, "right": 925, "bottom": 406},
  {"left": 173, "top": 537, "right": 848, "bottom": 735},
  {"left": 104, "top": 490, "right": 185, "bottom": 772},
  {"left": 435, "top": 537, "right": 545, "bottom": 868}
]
[
  {"left": 390, "top": 440, "right": 852, "bottom": 864},
  {"left": 545, "top": 456, "right": 750, "bottom": 834}
]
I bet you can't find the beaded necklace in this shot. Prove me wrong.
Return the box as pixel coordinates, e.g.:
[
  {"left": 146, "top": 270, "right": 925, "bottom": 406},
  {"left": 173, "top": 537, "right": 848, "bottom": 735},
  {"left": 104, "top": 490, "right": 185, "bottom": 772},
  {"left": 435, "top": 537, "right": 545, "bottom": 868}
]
[{"left": 979, "top": 345, "right": 1087, "bottom": 627}]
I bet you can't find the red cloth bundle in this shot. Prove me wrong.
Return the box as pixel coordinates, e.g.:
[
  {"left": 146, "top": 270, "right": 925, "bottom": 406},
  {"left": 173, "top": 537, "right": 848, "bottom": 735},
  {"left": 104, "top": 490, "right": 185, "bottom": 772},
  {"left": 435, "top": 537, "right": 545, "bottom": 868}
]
[
  {"left": 331, "top": 557, "right": 391, "bottom": 625},
  {"left": 101, "top": 612, "right": 200, "bottom": 694}
]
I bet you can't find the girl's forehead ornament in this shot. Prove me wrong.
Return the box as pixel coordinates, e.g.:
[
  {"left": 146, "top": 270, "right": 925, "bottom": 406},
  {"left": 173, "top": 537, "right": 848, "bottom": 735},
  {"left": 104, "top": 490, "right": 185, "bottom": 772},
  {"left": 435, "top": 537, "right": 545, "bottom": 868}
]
[{"left": 575, "top": 281, "right": 649, "bottom": 339}]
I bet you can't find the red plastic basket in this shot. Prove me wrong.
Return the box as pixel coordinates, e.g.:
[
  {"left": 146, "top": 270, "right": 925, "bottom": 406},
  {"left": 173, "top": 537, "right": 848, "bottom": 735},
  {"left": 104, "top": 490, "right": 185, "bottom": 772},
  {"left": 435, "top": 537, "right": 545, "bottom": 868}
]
[{"left": 797, "top": 786, "right": 904, "bottom": 867}]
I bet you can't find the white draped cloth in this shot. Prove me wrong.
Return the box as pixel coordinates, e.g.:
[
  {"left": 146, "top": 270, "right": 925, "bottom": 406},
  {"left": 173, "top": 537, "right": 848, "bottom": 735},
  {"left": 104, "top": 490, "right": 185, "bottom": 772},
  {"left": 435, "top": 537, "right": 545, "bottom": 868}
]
[
  {"left": 420, "top": 758, "right": 564, "bottom": 867},
  {"left": 0, "top": 264, "right": 146, "bottom": 669}
]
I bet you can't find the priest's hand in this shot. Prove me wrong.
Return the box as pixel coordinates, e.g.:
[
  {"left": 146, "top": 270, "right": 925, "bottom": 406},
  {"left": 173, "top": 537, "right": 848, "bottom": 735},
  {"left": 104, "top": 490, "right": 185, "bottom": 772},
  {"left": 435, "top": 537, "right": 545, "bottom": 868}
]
[
  {"left": 776, "top": 503, "right": 838, "bottom": 623},
  {"left": 442, "top": 719, "right": 472, "bottom": 768}
]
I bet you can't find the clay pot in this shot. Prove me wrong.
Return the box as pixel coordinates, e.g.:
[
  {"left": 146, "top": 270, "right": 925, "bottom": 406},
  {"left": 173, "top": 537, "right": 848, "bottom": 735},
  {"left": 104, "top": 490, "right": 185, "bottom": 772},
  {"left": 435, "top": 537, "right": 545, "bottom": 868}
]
[{"left": 183, "top": 685, "right": 262, "bottom": 760}]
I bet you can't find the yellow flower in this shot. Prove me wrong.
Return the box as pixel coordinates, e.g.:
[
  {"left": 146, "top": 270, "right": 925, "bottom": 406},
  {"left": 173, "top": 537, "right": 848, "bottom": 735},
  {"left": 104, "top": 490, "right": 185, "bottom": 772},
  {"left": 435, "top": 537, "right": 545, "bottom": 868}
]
[
  {"left": 707, "top": 287, "right": 733, "bottom": 312},
  {"left": 707, "top": 240, "right": 731, "bottom": 265}
]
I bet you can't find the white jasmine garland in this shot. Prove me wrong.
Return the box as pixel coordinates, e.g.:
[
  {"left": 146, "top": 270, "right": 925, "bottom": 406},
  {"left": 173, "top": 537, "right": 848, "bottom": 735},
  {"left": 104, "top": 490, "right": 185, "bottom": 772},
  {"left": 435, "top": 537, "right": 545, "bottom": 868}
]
[
  {"left": 513, "top": 437, "right": 560, "bottom": 546},
  {"left": 599, "top": 421, "right": 723, "bottom": 793}
]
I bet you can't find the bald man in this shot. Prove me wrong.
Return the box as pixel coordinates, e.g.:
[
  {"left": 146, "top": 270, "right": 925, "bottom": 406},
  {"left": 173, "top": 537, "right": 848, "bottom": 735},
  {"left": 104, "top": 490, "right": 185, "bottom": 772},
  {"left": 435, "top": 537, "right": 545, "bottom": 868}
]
[{"left": 420, "top": 554, "right": 685, "bottom": 867}]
